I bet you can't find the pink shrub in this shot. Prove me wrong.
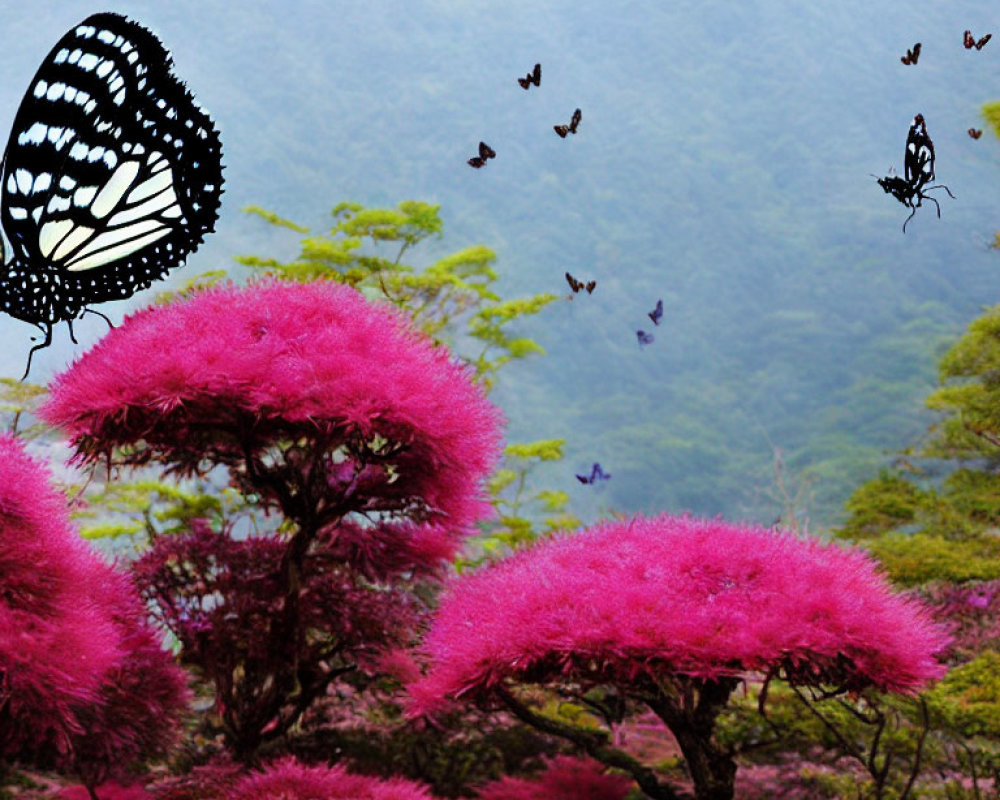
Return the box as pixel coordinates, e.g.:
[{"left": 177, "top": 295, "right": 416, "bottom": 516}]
[
  {"left": 229, "top": 757, "right": 434, "bottom": 800},
  {"left": 58, "top": 781, "right": 153, "bottom": 800},
  {"left": 42, "top": 280, "right": 503, "bottom": 543},
  {"left": 0, "top": 434, "right": 189, "bottom": 784},
  {"left": 411, "top": 514, "right": 948, "bottom": 713},
  {"left": 409, "top": 514, "right": 949, "bottom": 800},
  {"left": 476, "top": 756, "right": 632, "bottom": 800}
]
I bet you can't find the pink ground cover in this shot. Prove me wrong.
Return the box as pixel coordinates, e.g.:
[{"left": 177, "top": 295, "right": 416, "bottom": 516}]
[
  {"left": 410, "top": 514, "right": 949, "bottom": 712},
  {"left": 476, "top": 756, "right": 632, "bottom": 800},
  {"left": 41, "top": 279, "right": 503, "bottom": 537},
  {"left": 229, "top": 758, "right": 434, "bottom": 800}
]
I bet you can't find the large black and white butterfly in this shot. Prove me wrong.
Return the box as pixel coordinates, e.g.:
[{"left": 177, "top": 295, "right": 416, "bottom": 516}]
[
  {"left": 0, "top": 13, "right": 223, "bottom": 376},
  {"left": 875, "top": 114, "right": 953, "bottom": 233}
]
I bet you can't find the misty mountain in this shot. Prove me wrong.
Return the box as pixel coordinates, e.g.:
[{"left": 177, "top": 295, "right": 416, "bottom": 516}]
[{"left": 1, "top": 0, "right": 998, "bottom": 526}]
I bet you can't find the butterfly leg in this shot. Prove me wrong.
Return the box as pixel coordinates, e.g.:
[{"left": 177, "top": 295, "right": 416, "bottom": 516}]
[
  {"left": 21, "top": 323, "right": 52, "bottom": 382},
  {"left": 901, "top": 203, "right": 919, "bottom": 233},
  {"left": 82, "top": 307, "right": 115, "bottom": 329}
]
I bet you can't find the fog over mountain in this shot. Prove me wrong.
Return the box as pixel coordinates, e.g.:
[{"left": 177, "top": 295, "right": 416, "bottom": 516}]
[{"left": 2, "top": 0, "right": 998, "bottom": 526}]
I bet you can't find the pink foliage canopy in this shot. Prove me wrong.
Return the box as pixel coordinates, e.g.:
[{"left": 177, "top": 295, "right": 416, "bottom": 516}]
[
  {"left": 0, "top": 434, "right": 189, "bottom": 776},
  {"left": 229, "top": 757, "right": 434, "bottom": 800},
  {"left": 410, "top": 515, "right": 949, "bottom": 713},
  {"left": 476, "top": 756, "right": 632, "bottom": 800},
  {"left": 0, "top": 433, "right": 121, "bottom": 754},
  {"left": 42, "top": 280, "right": 503, "bottom": 538}
]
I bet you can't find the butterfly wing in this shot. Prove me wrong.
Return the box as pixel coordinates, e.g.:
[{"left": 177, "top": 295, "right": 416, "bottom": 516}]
[
  {"left": 969, "top": 128, "right": 983, "bottom": 139},
  {"left": 977, "top": 33, "right": 992, "bottom": 49},
  {"left": 554, "top": 124, "right": 569, "bottom": 138},
  {"left": 903, "top": 114, "right": 934, "bottom": 191},
  {"left": 649, "top": 299, "right": 663, "bottom": 324},
  {"left": 0, "top": 13, "right": 223, "bottom": 325},
  {"left": 965, "top": 30, "right": 974, "bottom": 49},
  {"left": 479, "top": 141, "right": 496, "bottom": 159},
  {"left": 637, "top": 330, "right": 654, "bottom": 345},
  {"left": 531, "top": 63, "right": 541, "bottom": 86},
  {"left": 569, "top": 108, "right": 581, "bottom": 132},
  {"left": 468, "top": 157, "right": 486, "bottom": 168},
  {"left": 565, "top": 271, "right": 581, "bottom": 292},
  {"left": 584, "top": 280, "right": 596, "bottom": 294}
]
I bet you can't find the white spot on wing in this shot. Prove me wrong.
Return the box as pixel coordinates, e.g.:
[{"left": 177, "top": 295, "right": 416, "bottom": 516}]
[
  {"left": 74, "top": 185, "right": 98, "bottom": 207},
  {"left": 90, "top": 160, "right": 141, "bottom": 218},
  {"left": 39, "top": 219, "right": 74, "bottom": 257},
  {"left": 65, "top": 224, "right": 171, "bottom": 271},
  {"left": 128, "top": 167, "right": 173, "bottom": 203},
  {"left": 15, "top": 169, "right": 32, "bottom": 195},
  {"left": 52, "top": 224, "right": 95, "bottom": 261}
]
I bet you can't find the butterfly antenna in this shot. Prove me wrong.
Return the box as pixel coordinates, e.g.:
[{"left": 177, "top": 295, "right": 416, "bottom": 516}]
[{"left": 21, "top": 323, "right": 53, "bottom": 382}]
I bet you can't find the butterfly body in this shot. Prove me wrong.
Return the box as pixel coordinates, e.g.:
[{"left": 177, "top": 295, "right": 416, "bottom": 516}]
[
  {"left": 554, "top": 108, "right": 582, "bottom": 138},
  {"left": 576, "top": 462, "right": 610, "bottom": 484},
  {"left": 876, "top": 114, "right": 953, "bottom": 232},
  {"left": 517, "top": 63, "right": 541, "bottom": 89},
  {"left": 467, "top": 141, "right": 496, "bottom": 168},
  {"left": 0, "top": 13, "right": 223, "bottom": 373}
]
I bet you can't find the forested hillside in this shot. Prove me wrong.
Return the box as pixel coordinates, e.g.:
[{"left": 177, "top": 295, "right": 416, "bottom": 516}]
[{"left": 1, "top": 0, "right": 998, "bottom": 524}]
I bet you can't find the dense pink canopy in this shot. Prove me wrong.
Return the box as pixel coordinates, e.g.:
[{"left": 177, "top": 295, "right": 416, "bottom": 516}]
[
  {"left": 0, "top": 434, "right": 121, "bottom": 749},
  {"left": 229, "top": 758, "right": 434, "bottom": 800},
  {"left": 41, "top": 280, "right": 503, "bottom": 534},
  {"left": 0, "top": 434, "right": 188, "bottom": 772},
  {"left": 410, "top": 515, "right": 949, "bottom": 713}
]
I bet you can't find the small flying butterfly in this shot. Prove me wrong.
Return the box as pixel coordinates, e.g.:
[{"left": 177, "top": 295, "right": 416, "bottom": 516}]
[
  {"left": 576, "top": 462, "right": 610, "bottom": 484},
  {"left": 467, "top": 141, "right": 496, "bottom": 168},
  {"left": 637, "top": 330, "right": 654, "bottom": 346},
  {"left": 969, "top": 128, "right": 983, "bottom": 139},
  {"left": 554, "top": 108, "right": 582, "bottom": 138},
  {"left": 517, "top": 62, "right": 541, "bottom": 89},
  {"left": 565, "top": 271, "right": 596, "bottom": 294},
  {"left": 900, "top": 42, "right": 921, "bottom": 65},
  {"left": 648, "top": 299, "right": 663, "bottom": 325},
  {"left": 964, "top": 30, "right": 992, "bottom": 50}
]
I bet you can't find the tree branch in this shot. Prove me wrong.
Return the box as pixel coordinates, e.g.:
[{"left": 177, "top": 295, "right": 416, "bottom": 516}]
[{"left": 495, "top": 686, "right": 689, "bottom": 800}]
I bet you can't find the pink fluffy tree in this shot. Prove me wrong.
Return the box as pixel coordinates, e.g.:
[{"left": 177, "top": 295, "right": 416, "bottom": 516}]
[
  {"left": 0, "top": 434, "right": 189, "bottom": 796},
  {"left": 41, "top": 280, "right": 502, "bottom": 762},
  {"left": 409, "top": 514, "right": 949, "bottom": 800}
]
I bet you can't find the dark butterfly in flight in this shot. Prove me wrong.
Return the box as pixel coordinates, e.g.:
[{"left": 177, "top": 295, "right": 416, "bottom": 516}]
[
  {"left": 964, "top": 30, "right": 992, "bottom": 50},
  {"left": 565, "top": 271, "right": 596, "bottom": 294},
  {"left": 637, "top": 330, "right": 654, "bottom": 346},
  {"left": 648, "top": 299, "right": 663, "bottom": 325},
  {"left": 875, "top": 114, "right": 954, "bottom": 233},
  {"left": 969, "top": 128, "right": 984, "bottom": 139},
  {"left": 467, "top": 141, "right": 496, "bottom": 168},
  {"left": 0, "top": 13, "right": 224, "bottom": 378},
  {"left": 575, "top": 462, "right": 610, "bottom": 484},
  {"left": 554, "top": 108, "right": 582, "bottom": 138},
  {"left": 900, "top": 42, "right": 921, "bottom": 65},
  {"left": 517, "top": 63, "right": 541, "bottom": 90}
]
